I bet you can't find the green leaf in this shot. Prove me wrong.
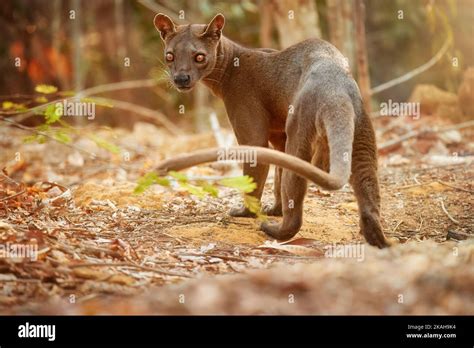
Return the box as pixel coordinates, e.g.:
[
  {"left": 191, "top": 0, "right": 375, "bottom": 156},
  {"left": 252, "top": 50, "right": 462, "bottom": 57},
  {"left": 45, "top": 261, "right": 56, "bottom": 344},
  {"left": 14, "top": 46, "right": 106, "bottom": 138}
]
[
  {"left": 180, "top": 182, "right": 206, "bottom": 198},
  {"left": 199, "top": 182, "right": 219, "bottom": 197},
  {"left": 22, "top": 135, "right": 39, "bottom": 143},
  {"left": 35, "top": 96, "right": 48, "bottom": 103},
  {"left": 218, "top": 175, "right": 256, "bottom": 193},
  {"left": 88, "top": 134, "right": 120, "bottom": 154},
  {"left": 155, "top": 176, "right": 171, "bottom": 187},
  {"left": 53, "top": 130, "right": 71, "bottom": 144},
  {"left": 169, "top": 171, "right": 188, "bottom": 183},
  {"left": 2, "top": 101, "right": 26, "bottom": 111},
  {"left": 23, "top": 134, "right": 46, "bottom": 144},
  {"left": 60, "top": 90, "right": 75, "bottom": 97},
  {"left": 134, "top": 172, "right": 170, "bottom": 194},
  {"left": 35, "top": 84, "right": 58, "bottom": 94},
  {"left": 44, "top": 104, "right": 62, "bottom": 124},
  {"left": 37, "top": 124, "right": 50, "bottom": 132},
  {"left": 2, "top": 101, "right": 13, "bottom": 109},
  {"left": 243, "top": 194, "right": 267, "bottom": 221}
]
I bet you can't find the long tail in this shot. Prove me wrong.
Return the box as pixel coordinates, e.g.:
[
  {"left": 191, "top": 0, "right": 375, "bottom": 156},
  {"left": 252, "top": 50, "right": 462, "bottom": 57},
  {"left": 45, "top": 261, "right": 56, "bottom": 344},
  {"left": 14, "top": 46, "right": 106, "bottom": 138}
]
[{"left": 156, "top": 146, "right": 347, "bottom": 191}]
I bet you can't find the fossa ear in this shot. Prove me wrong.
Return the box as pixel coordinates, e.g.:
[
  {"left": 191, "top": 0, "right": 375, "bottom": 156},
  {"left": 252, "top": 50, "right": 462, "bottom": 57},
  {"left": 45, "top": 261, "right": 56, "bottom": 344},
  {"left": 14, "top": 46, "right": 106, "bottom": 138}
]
[
  {"left": 201, "top": 13, "right": 225, "bottom": 40},
  {"left": 154, "top": 13, "right": 176, "bottom": 40}
]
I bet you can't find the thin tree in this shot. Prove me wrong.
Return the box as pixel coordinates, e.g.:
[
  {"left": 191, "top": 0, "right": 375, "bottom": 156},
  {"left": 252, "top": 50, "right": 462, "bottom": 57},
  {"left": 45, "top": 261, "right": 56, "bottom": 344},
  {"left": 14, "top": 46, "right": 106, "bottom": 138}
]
[
  {"left": 353, "top": 0, "right": 372, "bottom": 112},
  {"left": 271, "top": 0, "right": 321, "bottom": 48}
]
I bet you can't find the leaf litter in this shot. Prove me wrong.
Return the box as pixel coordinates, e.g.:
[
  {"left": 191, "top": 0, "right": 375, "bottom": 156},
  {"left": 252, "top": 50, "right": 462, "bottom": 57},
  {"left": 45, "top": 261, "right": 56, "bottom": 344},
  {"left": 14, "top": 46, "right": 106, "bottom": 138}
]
[{"left": 0, "top": 112, "right": 473, "bottom": 314}]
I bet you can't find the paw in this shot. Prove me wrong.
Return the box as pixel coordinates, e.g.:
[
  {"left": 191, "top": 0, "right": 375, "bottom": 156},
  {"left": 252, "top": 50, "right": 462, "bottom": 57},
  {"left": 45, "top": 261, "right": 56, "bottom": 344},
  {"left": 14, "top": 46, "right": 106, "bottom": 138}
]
[
  {"left": 260, "top": 221, "right": 298, "bottom": 240},
  {"left": 360, "top": 214, "right": 392, "bottom": 248},
  {"left": 263, "top": 204, "right": 283, "bottom": 216},
  {"left": 229, "top": 205, "right": 256, "bottom": 218}
]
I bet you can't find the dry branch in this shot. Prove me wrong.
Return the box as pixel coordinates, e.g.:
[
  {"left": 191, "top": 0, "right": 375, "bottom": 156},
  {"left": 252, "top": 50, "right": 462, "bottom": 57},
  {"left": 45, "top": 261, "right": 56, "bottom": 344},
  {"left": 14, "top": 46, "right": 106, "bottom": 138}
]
[
  {"left": 92, "top": 97, "right": 183, "bottom": 136},
  {"left": 2, "top": 79, "right": 158, "bottom": 120},
  {"left": 0, "top": 116, "right": 133, "bottom": 170},
  {"left": 371, "top": 36, "right": 451, "bottom": 95},
  {"left": 2, "top": 79, "right": 184, "bottom": 136}
]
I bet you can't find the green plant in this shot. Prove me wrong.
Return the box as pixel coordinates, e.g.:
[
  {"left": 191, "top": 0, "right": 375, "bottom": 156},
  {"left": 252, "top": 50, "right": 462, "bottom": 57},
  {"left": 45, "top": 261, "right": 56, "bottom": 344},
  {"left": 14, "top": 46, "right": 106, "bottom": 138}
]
[{"left": 134, "top": 171, "right": 266, "bottom": 220}]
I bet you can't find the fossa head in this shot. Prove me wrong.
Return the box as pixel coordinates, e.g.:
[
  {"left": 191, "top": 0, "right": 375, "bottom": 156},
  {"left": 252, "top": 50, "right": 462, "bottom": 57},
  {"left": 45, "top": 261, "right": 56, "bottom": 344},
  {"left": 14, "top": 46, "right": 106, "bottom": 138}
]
[{"left": 154, "top": 13, "right": 225, "bottom": 92}]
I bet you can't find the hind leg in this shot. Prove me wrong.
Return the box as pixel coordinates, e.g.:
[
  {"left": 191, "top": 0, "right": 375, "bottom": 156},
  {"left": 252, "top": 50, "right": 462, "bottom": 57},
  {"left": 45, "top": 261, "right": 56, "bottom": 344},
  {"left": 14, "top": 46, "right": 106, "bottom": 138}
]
[
  {"left": 350, "top": 116, "right": 391, "bottom": 248},
  {"left": 261, "top": 112, "right": 313, "bottom": 240},
  {"left": 311, "top": 136, "right": 330, "bottom": 172}
]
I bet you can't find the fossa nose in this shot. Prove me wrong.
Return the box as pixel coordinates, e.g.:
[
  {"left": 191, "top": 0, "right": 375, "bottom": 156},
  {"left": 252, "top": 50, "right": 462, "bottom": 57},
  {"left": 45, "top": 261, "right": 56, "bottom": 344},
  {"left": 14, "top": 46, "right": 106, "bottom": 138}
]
[{"left": 174, "top": 74, "right": 191, "bottom": 88}]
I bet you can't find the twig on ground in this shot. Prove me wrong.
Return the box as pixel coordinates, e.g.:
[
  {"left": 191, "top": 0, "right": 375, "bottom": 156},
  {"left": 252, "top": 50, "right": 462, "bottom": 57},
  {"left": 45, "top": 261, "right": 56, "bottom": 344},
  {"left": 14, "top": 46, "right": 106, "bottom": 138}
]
[
  {"left": 438, "top": 180, "right": 474, "bottom": 194},
  {"left": 0, "top": 170, "right": 21, "bottom": 186},
  {"left": 0, "top": 189, "right": 26, "bottom": 202},
  {"left": 413, "top": 174, "right": 421, "bottom": 185},
  {"left": 69, "top": 262, "right": 191, "bottom": 278},
  {"left": 178, "top": 252, "right": 247, "bottom": 263},
  {"left": 416, "top": 217, "right": 424, "bottom": 232},
  {"left": 392, "top": 220, "right": 403, "bottom": 233},
  {"left": 378, "top": 120, "right": 474, "bottom": 150},
  {"left": 439, "top": 198, "right": 459, "bottom": 224},
  {"left": 398, "top": 180, "right": 474, "bottom": 194}
]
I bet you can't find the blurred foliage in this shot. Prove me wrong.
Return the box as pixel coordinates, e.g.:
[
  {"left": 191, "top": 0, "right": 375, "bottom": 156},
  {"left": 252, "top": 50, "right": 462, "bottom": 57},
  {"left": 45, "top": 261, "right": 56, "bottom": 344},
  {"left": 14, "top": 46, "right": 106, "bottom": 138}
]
[
  {"left": 365, "top": 0, "right": 470, "bottom": 102},
  {"left": 0, "top": 0, "right": 472, "bottom": 125},
  {"left": 17, "top": 84, "right": 120, "bottom": 154}
]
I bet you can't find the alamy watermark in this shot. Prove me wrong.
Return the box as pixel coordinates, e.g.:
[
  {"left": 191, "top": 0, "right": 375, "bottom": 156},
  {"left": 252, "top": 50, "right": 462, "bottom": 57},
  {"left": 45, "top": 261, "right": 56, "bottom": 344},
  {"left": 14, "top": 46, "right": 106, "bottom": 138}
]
[
  {"left": 217, "top": 147, "right": 257, "bottom": 167},
  {"left": 18, "top": 322, "right": 55, "bottom": 341},
  {"left": 55, "top": 98, "right": 96, "bottom": 120},
  {"left": 0, "top": 242, "right": 38, "bottom": 261},
  {"left": 380, "top": 99, "right": 420, "bottom": 119},
  {"left": 324, "top": 242, "right": 365, "bottom": 262}
]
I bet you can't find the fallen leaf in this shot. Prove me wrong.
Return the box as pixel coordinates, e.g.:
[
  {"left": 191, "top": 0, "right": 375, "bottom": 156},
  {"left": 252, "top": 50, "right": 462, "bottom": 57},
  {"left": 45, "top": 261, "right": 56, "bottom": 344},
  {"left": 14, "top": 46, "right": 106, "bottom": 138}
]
[
  {"left": 257, "top": 240, "right": 323, "bottom": 257},
  {"left": 108, "top": 274, "right": 135, "bottom": 285}
]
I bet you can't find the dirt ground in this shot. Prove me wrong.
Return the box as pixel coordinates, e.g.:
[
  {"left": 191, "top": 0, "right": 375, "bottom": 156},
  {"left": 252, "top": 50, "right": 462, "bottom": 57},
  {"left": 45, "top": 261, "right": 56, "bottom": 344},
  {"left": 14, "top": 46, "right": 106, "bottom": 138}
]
[{"left": 0, "top": 121, "right": 473, "bottom": 314}]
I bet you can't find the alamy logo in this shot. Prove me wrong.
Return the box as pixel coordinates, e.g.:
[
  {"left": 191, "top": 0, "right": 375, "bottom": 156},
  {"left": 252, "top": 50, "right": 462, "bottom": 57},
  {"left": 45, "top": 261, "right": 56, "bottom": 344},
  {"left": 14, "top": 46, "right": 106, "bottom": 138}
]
[
  {"left": 0, "top": 243, "right": 38, "bottom": 261},
  {"left": 55, "top": 98, "right": 96, "bottom": 120},
  {"left": 380, "top": 99, "right": 420, "bottom": 119},
  {"left": 324, "top": 243, "right": 365, "bottom": 262},
  {"left": 18, "top": 322, "right": 56, "bottom": 341},
  {"left": 217, "top": 147, "right": 257, "bottom": 167}
]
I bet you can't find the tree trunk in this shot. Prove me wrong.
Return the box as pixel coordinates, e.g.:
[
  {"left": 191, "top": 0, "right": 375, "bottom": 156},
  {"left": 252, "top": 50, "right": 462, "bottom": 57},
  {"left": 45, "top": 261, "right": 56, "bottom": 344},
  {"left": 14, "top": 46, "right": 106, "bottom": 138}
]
[
  {"left": 260, "top": 0, "right": 274, "bottom": 48},
  {"left": 271, "top": 0, "right": 321, "bottom": 48},
  {"left": 353, "top": 0, "right": 372, "bottom": 112},
  {"left": 327, "top": 0, "right": 355, "bottom": 69}
]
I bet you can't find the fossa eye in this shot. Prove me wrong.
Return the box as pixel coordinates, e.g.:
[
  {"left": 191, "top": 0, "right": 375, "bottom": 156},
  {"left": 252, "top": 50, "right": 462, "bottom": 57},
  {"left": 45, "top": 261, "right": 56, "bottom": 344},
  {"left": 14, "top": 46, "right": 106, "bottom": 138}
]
[
  {"left": 195, "top": 54, "right": 205, "bottom": 63},
  {"left": 165, "top": 53, "right": 174, "bottom": 62}
]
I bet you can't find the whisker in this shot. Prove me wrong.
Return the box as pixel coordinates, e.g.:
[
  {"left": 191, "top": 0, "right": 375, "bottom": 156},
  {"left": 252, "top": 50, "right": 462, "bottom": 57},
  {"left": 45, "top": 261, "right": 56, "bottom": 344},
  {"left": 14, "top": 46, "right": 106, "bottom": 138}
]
[
  {"left": 156, "top": 57, "right": 167, "bottom": 66},
  {"left": 203, "top": 78, "right": 221, "bottom": 85}
]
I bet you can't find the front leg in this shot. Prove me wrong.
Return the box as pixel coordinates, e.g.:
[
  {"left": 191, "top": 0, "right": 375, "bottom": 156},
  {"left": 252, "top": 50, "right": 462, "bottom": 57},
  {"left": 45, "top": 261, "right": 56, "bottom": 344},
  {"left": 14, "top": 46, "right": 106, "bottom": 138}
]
[
  {"left": 229, "top": 161, "right": 269, "bottom": 217},
  {"left": 226, "top": 102, "right": 270, "bottom": 218}
]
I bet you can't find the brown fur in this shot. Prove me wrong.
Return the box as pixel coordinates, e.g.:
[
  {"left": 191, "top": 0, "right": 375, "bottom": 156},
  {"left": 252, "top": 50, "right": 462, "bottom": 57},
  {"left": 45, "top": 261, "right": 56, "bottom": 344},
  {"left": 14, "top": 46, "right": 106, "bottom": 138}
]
[{"left": 154, "top": 13, "right": 390, "bottom": 248}]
